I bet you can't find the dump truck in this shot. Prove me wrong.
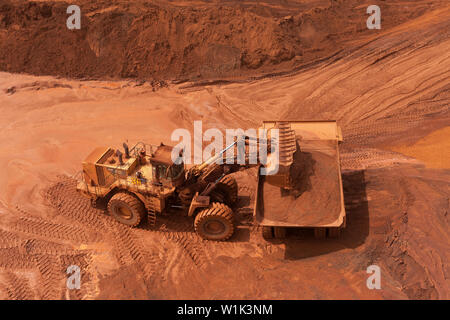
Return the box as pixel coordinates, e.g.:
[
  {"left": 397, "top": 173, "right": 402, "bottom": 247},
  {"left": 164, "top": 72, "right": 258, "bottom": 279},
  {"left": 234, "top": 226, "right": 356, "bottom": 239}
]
[{"left": 76, "top": 121, "right": 346, "bottom": 241}]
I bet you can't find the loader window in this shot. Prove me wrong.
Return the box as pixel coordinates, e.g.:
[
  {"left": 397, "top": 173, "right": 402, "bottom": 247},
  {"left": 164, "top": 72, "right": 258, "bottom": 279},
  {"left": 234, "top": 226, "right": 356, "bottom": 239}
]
[
  {"left": 154, "top": 164, "right": 183, "bottom": 183},
  {"left": 156, "top": 165, "right": 168, "bottom": 180},
  {"left": 169, "top": 164, "right": 183, "bottom": 180}
]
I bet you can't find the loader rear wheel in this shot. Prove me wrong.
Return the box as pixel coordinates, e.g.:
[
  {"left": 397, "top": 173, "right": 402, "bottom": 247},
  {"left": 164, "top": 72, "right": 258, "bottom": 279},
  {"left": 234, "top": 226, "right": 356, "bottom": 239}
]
[
  {"left": 194, "top": 203, "right": 234, "bottom": 241},
  {"left": 108, "top": 192, "right": 145, "bottom": 227},
  {"left": 211, "top": 176, "right": 238, "bottom": 206}
]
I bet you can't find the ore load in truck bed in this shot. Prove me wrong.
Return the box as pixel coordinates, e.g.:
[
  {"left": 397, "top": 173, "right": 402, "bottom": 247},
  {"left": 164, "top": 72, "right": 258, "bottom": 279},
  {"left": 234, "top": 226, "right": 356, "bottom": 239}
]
[{"left": 254, "top": 121, "right": 346, "bottom": 228}]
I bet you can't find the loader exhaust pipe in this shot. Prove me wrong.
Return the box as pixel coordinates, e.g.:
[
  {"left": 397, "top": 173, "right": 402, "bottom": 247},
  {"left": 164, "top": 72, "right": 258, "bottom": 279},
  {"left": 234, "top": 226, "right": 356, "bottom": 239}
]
[
  {"left": 123, "top": 143, "right": 130, "bottom": 158},
  {"left": 116, "top": 149, "right": 124, "bottom": 165}
]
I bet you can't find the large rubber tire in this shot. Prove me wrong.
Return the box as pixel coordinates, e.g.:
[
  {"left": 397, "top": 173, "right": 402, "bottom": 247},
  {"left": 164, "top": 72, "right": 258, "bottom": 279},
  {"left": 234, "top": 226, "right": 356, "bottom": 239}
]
[
  {"left": 314, "top": 227, "right": 326, "bottom": 239},
  {"left": 194, "top": 203, "right": 234, "bottom": 241},
  {"left": 262, "top": 226, "right": 274, "bottom": 240},
  {"left": 273, "top": 227, "right": 286, "bottom": 239},
  {"left": 327, "top": 227, "right": 341, "bottom": 238},
  {"left": 107, "top": 192, "right": 146, "bottom": 227},
  {"left": 210, "top": 176, "right": 238, "bottom": 206}
]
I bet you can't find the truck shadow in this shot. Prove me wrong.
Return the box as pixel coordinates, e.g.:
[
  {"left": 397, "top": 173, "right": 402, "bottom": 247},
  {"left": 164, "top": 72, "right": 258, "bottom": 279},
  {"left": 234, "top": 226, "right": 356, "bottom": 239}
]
[{"left": 281, "top": 169, "right": 370, "bottom": 260}]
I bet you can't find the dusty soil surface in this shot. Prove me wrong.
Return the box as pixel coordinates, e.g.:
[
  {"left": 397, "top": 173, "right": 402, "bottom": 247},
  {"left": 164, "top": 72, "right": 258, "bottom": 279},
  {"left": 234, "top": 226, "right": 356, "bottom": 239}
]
[{"left": 0, "top": 0, "right": 449, "bottom": 300}]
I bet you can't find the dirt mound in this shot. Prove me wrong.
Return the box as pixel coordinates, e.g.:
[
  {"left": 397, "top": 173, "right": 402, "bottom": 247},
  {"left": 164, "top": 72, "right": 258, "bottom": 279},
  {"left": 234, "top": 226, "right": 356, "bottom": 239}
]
[{"left": 0, "top": 0, "right": 433, "bottom": 81}]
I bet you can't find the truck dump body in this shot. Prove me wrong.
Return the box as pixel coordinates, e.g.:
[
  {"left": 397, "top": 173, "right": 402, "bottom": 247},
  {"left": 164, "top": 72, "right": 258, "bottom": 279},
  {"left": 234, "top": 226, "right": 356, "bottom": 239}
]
[{"left": 255, "top": 121, "right": 345, "bottom": 228}]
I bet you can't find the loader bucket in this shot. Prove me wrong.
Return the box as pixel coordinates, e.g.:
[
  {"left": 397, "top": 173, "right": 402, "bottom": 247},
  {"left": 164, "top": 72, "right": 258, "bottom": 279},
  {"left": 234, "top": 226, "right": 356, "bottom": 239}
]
[{"left": 264, "top": 121, "right": 297, "bottom": 189}]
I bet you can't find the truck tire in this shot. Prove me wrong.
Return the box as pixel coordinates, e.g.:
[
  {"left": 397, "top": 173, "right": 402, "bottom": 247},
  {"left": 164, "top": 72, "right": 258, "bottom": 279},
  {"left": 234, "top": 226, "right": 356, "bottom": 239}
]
[
  {"left": 262, "top": 226, "right": 274, "bottom": 240},
  {"left": 194, "top": 203, "right": 234, "bottom": 241},
  {"left": 273, "top": 227, "right": 286, "bottom": 239},
  {"left": 211, "top": 176, "right": 238, "bottom": 206},
  {"left": 108, "top": 192, "right": 146, "bottom": 227},
  {"left": 314, "top": 227, "right": 326, "bottom": 239},
  {"left": 327, "top": 227, "right": 341, "bottom": 238}
]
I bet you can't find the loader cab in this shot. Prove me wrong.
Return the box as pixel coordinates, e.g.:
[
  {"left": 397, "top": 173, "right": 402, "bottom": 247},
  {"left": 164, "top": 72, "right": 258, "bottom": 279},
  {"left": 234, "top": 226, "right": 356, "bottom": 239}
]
[{"left": 150, "top": 144, "right": 185, "bottom": 188}]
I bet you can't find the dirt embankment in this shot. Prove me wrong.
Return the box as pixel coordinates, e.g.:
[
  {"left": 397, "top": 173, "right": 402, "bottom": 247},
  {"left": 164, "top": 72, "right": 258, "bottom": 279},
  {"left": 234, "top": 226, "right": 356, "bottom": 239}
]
[{"left": 0, "top": 0, "right": 438, "bottom": 81}]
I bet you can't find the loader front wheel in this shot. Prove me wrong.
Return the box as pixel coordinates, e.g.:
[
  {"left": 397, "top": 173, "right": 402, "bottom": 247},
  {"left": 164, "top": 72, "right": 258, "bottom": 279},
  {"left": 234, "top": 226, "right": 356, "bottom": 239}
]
[
  {"left": 211, "top": 176, "right": 238, "bottom": 206},
  {"left": 194, "top": 203, "right": 234, "bottom": 241},
  {"left": 108, "top": 192, "right": 145, "bottom": 227}
]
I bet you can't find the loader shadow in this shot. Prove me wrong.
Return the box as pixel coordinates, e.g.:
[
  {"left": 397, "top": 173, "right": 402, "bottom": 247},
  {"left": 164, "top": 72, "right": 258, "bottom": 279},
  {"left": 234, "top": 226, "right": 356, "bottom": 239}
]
[
  {"left": 281, "top": 170, "right": 369, "bottom": 260},
  {"left": 141, "top": 207, "right": 251, "bottom": 242}
]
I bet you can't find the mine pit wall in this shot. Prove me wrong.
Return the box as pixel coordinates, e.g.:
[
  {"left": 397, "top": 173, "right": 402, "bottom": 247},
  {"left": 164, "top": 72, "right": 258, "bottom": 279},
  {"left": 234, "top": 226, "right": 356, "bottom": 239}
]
[{"left": 0, "top": 0, "right": 436, "bottom": 81}]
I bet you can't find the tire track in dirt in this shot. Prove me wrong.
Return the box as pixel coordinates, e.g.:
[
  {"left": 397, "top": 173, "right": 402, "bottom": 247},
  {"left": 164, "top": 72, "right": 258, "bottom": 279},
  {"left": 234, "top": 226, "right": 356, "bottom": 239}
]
[
  {"left": 12, "top": 216, "right": 100, "bottom": 244},
  {"left": 158, "top": 210, "right": 254, "bottom": 270},
  {"left": 1, "top": 188, "right": 102, "bottom": 300},
  {"left": 32, "top": 253, "right": 62, "bottom": 300},
  {"left": 23, "top": 238, "right": 77, "bottom": 256},
  {"left": 43, "top": 176, "right": 110, "bottom": 231},
  {"left": 3, "top": 173, "right": 221, "bottom": 299},
  {"left": 340, "top": 148, "right": 421, "bottom": 170},
  {"left": 0, "top": 247, "right": 34, "bottom": 270},
  {"left": 164, "top": 231, "right": 211, "bottom": 268},
  {"left": 43, "top": 176, "right": 173, "bottom": 294},
  {"left": 148, "top": 174, "right": 259, "bottom": 268},
  {"left": 109, "top": 224, "right": 156, "bottom": 273},
  {"left": 144, "top": 212, "right": 250, "bottom": 277},
  {"left": 144, "top": 213, "right": 215, "bottom": 269},
  {"left": 0, "top": 228, "right": 22, "bottom": 248},
  {"left": 0, "top": 272, "right": 35, "bottom": 300},
  {"left": 98, "top": 220, "right": 167, "bottom": 291}
]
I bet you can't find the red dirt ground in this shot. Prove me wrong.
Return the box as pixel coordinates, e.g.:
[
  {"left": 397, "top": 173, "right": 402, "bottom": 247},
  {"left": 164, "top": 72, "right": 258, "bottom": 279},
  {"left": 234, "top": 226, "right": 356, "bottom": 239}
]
[{"left": 0, "top": 0, "right": 448, "bottom": 299}]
